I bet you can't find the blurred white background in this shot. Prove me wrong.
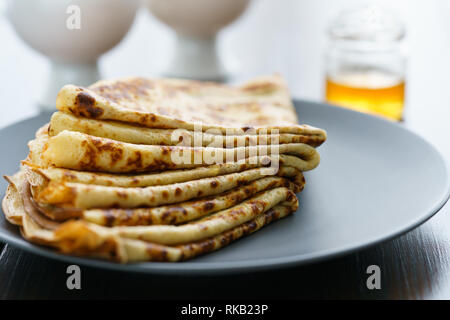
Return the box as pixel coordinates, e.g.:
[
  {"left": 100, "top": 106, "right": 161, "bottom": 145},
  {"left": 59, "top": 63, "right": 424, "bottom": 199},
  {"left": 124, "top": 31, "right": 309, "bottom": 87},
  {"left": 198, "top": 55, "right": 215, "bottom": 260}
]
[{"left": 0, "top": 0, "right": 449, "bottom": 155}]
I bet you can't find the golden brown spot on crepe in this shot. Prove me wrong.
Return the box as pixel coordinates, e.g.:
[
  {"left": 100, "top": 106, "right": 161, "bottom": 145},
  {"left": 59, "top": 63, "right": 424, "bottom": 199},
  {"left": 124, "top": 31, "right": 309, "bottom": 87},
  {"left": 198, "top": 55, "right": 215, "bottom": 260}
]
[
  {"left": 92, "top": 78, "right": 154, "bottom": 103},
  {"left": 138, "top": 114, "right": 149, "bottom": 123},
  {"left": 161, "top": 206, "right": 188, "bottom": 223},
  {"left": 63, "top": 171, "right": 76, "bottom": 181},
  {"left": 73, "top": 92, "right": 103, "bottom": 118},
  {"left": 220, "top": 234, "right": 230, "bottom": 246},
  {"left": 162, "top": 190, "right": 169, "bottom": 199},
  {"left": 249, "top": 203, "right": 259, "bottom": 214},
  {"left": 126, "top": 151, "right": 143, "bottom": 169},
  {"left": 163, "top": 216, "right": 175, "bottom": 225},
  {"left": 203, "top": 201, "right": 215, "bottom": 211},
  {"left": 175, "top": 187, "right": 182, "bottom": 196},
  {"left": 91, "top": 238, "right": 120, "bottom": 261},
  {"left": 235, "top": 194, "right": 244, "bottom": 203},
  {"left": 113, "top": 209, "right": 153, "bottom": 226},
  {"left": 79, "top": 141, "right": 96, "bottom": 169},
  {"left": 228, "top": 208, "right": 245, "bottom": 220},
  {"left": 239, "top": 163, "right": 248, "bottom": 171},
  {"left": 210, "top": 180, "right": 218, "bottom": 188},
  {"left": 89, "top": 136, "right": 124, "bottom": 166},
  {"left": 161, "top": 146, "right": 170, "bottom": 155},
  {"left": 111, "top": 202, "right": 120, "bottom": 208},
  {"left": 249, "top": 200, "right": 265, "bottom": 214},
  {"left": 116, "top": 191, "right": 127, "bottom": 199},
  {"left": 264, "top": 208, "right": 278, "bottom": 224},
  {"left": 36, "top": 182, "right": 78, "bottom": 207},
  {"left": 103, "top": 210, "right": 116, "bottom": 227},
  {"left": 142, "top": 158, "right": 175, "bottom": 172},
  {"left": 145, "top": 243, "right": 168, "bottom": 262},
  {"left": 199, "top": 238, "right": 215, "bottom": 252},
  {"left": 161, "top": 208, "right": 174, "bottom": 220},
  {"left": 110, "top": 147, "right": 123, "bottom": 165},
  {"left": 224, "top": 229, "right": 238, "bottom": 243},
  {"left": 246, "top": 220, "right": 258, "bottom": 232},
  {"left": 268, "top": 180, "right": 279, "bottom": 189},
  {"left": 197, "top": 190, "right": 203, "bottom": 197},
  {"left": 286, "top": 190, "right": 295, "bottom": 202},
  {"left": 140, "top": 211, "right": 154, "bottom": 226}
]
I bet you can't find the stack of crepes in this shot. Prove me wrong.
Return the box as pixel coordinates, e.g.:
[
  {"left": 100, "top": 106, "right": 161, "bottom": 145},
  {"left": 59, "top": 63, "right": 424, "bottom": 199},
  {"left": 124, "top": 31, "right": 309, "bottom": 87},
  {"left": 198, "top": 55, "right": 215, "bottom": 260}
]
[{"left": 2, "top": 75, "right": 326, "bottom": 262}]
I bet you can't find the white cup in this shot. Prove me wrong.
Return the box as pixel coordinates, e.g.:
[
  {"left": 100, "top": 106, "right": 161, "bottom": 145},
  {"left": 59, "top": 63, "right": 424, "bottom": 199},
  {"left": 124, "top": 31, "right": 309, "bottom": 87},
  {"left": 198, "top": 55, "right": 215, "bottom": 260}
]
[
  {"left": 6, "top": 0, "right": 139, "bottom": 109},
  {"left": 146, "top": 0, "right": 251, "bottom": 81}
]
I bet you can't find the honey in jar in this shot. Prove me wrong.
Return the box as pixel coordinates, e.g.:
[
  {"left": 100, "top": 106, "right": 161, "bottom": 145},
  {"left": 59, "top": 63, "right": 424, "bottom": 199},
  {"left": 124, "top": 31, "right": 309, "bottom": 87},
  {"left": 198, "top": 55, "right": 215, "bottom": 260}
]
[
  {"left": 325, "top": 71, "right": 405, "bottom": 121},
  {"left": 325, "top": 5, "right": 407, "bottom": 121}
]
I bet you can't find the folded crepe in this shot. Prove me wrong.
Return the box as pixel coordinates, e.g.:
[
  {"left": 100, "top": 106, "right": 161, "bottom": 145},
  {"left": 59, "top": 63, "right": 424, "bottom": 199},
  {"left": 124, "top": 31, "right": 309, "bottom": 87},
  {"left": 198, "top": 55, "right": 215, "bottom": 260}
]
[
  {"left": 29, "top": 130, "right": 320, "bottom": 173},
  {"left": 26, "top": 164, "right": 303, "bottom": 210},
  {"left": 3, "top": 170, "right": 298, "bottom": 262},
  {"left": 49, "top": 111, "right": 325, "bottom": 147},
  {"left": 56, "top": 75, "right": 327, "bottom": 135},
  {"left": 2, "top": 74, "right": 326, "bottom": 263}
]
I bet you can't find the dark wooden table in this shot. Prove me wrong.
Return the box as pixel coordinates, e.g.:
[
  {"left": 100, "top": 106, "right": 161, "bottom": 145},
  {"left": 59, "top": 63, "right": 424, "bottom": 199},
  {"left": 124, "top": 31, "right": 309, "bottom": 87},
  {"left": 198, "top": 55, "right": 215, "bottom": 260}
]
[
  {"left": 1, "top": 200, "right": 449, "bottom": 300},
  {"left": 1, "top": 0, "right": 450, "bottom": 300}
]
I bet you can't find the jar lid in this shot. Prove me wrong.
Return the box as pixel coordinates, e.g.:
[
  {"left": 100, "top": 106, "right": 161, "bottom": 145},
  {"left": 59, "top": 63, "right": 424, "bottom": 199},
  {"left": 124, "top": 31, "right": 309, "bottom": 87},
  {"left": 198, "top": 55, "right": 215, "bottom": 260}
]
[{"left": 328, "top": 5, "right": 406, "bottom": 42}]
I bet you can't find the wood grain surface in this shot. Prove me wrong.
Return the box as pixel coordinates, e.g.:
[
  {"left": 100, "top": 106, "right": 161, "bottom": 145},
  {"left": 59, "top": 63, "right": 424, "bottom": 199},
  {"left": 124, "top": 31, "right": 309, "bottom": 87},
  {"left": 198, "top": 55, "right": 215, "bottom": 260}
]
[{"left": 1, "top": 201, "right": 449, "bottom": 300}]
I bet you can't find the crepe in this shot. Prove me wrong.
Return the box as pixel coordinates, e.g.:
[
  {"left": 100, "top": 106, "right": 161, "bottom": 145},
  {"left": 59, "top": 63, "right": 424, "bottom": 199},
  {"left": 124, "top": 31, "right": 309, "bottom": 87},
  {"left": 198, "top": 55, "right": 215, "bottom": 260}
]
[
  {"left": 29, "top": 166, "right": 302, "bottom": 209},
  {"left": 29, "top": 75, "right": 324, "bottom": 175},
  {"left": 37, "top": 176, "right": 299, "bottom": 226},
  {"left": 49, "top": 111, "right": 325, "bottom": 147},
  {"left": 82, "top": 176, "right": 299, "bottom": 226},
  {"left": 29, "top": 130, "right": 320, "bottom": 173},
  {"left": 56, "top": 75, "right": 327, "bottom": 136},
  {"left": 3, "top": 171, "right": 297, "bottom": 262},
  {"left": 24, "top": 156, "right": 304, "bottom": 187},
  {"left": 1, "top": 74, "right": 326, "bottom": 263}
]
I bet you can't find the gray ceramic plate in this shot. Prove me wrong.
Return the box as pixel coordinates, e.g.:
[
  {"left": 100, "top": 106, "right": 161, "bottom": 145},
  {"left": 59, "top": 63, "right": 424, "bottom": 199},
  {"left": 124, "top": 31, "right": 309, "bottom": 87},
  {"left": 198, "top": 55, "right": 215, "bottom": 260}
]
[{"left": 0, "top": 100, "right": 449, "bottom": 275}]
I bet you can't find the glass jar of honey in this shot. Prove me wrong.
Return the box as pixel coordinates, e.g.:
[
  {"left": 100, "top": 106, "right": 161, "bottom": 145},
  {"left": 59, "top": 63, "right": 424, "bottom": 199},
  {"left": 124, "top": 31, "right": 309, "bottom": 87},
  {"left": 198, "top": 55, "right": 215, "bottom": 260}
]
[{"left": 324, "top": 6, "right": 406, "bottom": 121}]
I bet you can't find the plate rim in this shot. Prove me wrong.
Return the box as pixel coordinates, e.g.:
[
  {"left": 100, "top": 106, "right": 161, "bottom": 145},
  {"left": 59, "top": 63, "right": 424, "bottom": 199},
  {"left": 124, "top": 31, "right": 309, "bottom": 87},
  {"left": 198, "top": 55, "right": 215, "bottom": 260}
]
[{"left": 0, "top": 100, "right": 449, "bottom": 275}]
